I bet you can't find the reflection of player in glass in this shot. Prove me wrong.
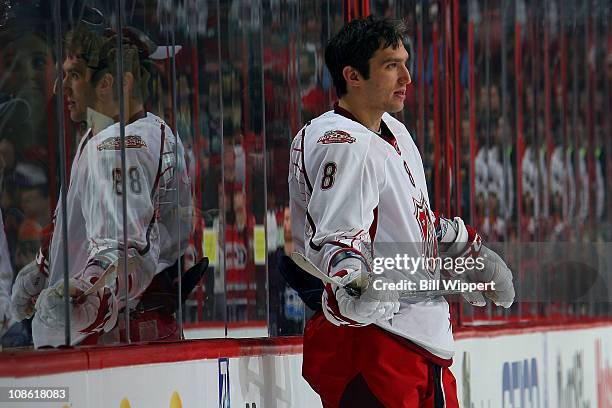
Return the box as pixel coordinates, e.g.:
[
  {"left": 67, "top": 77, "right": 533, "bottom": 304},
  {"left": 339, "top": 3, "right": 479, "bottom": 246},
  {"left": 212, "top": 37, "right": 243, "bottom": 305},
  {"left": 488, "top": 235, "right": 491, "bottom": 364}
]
[
  {"left": 0, "top": 94, "right": 44, "bottom": 346},
  {"left": 10, "top": 25, "right": 193, "bottom": 347},
  {"left": 0, "top": 12, "right": 55, "bottom": 304},
  {"left": 1, "top": 28, "right": 54, "bottom": 147},
  {"left": 289, "top": 17, "right": 514, "bottom": 407},
  {"left": 225, "top": 188, "right": 256, "bottom": 321}
]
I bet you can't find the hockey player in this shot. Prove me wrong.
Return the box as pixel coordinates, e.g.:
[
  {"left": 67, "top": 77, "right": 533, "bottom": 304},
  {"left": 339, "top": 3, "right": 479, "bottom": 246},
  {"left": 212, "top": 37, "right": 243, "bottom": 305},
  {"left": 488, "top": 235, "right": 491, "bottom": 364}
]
[
  {"left": 10, "top": 25, "right": 193, "bottom": 347},
  {"left": 288, "top": 17, "right": 515, "bottom": 407}
]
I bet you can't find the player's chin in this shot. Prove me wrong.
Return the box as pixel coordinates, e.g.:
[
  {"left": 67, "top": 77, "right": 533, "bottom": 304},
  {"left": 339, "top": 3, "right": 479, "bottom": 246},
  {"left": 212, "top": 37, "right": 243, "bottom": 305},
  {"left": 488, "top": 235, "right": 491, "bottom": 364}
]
[
  {"left": 69, "top": 112, "right": 84, "bottom": 123},
  {"left": 386, "top": 100, "right": 405, "bottom": 113}
]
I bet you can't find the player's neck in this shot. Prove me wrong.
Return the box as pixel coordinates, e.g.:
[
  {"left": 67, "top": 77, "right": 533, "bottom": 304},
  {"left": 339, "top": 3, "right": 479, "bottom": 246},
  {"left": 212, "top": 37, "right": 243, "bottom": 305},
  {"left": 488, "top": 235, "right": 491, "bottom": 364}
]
[
  {"left": 337, "top": 97, "right": 382, "bottom": 134},
  {"left": 102, "top": 100, "right": 145, "bottom": 125},
  {"left": 120, "top": 102, "right": 145, "bottom": 124},
  {"left": 93, "top": 101, "right": 117, "bottom": 123}
]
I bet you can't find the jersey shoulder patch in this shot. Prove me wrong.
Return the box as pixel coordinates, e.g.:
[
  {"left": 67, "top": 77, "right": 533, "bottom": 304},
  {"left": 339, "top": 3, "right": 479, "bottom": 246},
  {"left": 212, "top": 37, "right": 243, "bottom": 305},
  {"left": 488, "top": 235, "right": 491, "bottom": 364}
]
[
  {"left": 317, "top": 130, "right": 356, "bottom": 145},
  {"left": 97, "top": 135, "right": 148, "bottom": 151},
  {"left": 306, "top": 112, "right": 375, "bottom": 157}
]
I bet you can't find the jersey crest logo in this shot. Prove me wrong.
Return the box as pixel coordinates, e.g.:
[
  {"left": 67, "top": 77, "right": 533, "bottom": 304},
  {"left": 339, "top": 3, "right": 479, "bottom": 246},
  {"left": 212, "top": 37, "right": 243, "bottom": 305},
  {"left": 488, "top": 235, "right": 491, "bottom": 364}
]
[
  {"left": 317, "top": 130, "right": 356, "bottom": 145},
  {"left": 413, "top": 192, "right": 438, "bottom": 276},
  {"left": 97, "top": 135, "right": 148, "bottom": 151}
]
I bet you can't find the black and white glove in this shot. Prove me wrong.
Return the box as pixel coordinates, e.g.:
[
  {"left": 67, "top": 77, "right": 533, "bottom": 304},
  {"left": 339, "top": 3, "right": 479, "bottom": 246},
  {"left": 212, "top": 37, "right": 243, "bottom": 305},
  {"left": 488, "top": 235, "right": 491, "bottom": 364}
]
[
  {"left": 439, "top": 217, "right": 515, "bottom": 308},
  {"left": 322, "top": 253, "right": 399, "bottom": 327}
]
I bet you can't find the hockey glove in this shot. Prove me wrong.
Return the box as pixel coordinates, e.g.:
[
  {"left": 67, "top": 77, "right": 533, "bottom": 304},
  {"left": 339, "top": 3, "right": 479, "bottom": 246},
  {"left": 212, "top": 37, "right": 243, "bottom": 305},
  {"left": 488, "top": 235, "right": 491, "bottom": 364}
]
[
  {"left": 10, "top": 257, "right": 48, "bottom": 321},
  {"left": 439, "top": 217, "right": 515, "bottom": 308},
  {"left": 322, "top": 254, "right": 399, "bottom": 327},
  {"left": 34, "top": 265, "right": 118, "bottom": 343}
]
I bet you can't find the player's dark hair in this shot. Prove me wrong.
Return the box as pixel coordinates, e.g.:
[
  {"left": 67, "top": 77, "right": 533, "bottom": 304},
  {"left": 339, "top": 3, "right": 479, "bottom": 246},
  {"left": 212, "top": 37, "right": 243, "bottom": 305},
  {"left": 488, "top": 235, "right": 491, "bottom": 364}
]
[
  {"left": 325, "top": 16, "right": 407, "bottom": 97},
  {"left": 64, "top": 24, "right": 151, "bottom": 102}
]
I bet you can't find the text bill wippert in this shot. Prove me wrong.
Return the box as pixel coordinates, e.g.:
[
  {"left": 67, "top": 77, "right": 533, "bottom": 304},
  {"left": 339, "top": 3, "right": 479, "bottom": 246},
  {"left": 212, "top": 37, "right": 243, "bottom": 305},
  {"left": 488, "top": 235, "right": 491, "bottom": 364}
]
[{"left": 372, "top": 278, "right": 496, "bottom": 293}]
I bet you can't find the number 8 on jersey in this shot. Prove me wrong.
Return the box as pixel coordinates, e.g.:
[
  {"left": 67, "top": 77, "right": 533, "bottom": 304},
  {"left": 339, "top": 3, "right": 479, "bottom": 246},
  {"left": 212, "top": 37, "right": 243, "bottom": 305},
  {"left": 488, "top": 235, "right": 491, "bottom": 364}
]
[{"left": 321, "top": 162, "right": 337, "bottom": 190}]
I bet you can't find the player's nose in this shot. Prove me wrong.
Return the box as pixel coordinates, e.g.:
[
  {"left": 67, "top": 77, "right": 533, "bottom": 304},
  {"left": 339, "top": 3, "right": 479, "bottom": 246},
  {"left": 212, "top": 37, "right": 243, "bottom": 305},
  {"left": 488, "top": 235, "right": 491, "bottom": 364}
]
[
  {"left": 25, "top": 64, "right": 38, "bottom": 82},
  {"left": 61, "top": 76, "right": 71, "bottom": 95},
  {"left": 399, "top": 64, "right": 411, "bottom": 85}
]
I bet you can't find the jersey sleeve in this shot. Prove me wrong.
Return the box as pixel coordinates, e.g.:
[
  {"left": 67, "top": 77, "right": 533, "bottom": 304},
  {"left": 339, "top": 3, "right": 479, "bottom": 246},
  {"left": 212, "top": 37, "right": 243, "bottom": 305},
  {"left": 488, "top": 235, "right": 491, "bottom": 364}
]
[
  {"left": 156, "top": 131, "right": 193, "bottom": 269},
  {"left": 288, "top": 132, "right": 307, "bottom": 255},
  {"left": 77, "top": 132, "right": 160, "bottom": 301},
  {"left": 301, "top": 130, "right": 385, "bottom": 275}
]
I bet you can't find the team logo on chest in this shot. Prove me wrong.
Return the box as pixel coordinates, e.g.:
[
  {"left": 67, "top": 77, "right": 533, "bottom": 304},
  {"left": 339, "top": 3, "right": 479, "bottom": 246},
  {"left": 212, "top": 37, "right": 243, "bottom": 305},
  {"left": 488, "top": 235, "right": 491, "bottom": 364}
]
[
  {"left": 97, "top": 135, "right": 147, "bottom": 151},
  {"left": 413, "top": 192, "right": 438, "bottom": 275},
  {"left": 317, "top": 130, "right": 356, "bottom": 144}
]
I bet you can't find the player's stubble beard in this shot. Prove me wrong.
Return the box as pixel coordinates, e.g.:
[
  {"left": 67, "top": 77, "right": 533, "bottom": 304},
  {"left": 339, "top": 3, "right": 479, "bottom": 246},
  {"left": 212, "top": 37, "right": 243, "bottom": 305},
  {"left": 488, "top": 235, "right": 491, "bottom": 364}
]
[
  {"left": 368, "top": 79, "right": 406, "bottom": 115},
  {"left": 384, "top": 94, "right": 405, "bottom": 114},
  {"left": 361, "top": 86, "right": 404, "bottom": 119},
  {"left": 387, "top": 83, "right": 408, "bottom": 113}
]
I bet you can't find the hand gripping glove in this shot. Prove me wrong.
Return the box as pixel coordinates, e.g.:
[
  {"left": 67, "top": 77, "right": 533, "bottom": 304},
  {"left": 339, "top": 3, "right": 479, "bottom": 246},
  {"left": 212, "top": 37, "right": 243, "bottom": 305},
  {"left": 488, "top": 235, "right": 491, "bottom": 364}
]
[
  {"left": 10, "top": 256, "right": 48, "bottom": 321},
  {"left": 34, "top": 264, "right": 118, "bottom": 342},
  {"left": 322, "top": 252, "right": 400, "bottom": 326},
  {"left": 440, "top": 217, "right": 515, "bottom": 308}
]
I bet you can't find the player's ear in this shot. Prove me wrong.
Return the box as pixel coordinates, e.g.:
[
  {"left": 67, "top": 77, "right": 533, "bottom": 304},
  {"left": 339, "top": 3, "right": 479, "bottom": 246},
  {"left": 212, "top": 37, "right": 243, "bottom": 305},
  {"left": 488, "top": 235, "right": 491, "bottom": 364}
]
[
  {"left": 122, "top": 72, "right": 135, "bottom": 94},
  {"left": 342, "top": 66, "right": 362, "bottom": 90},
  {"left": 96, "top": 72, "right": 114, "bottom": 97}
]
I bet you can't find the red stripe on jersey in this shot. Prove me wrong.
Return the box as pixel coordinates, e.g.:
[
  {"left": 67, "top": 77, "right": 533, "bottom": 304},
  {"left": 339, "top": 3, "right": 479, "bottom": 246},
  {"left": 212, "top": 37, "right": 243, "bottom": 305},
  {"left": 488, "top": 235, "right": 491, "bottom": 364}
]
[
  {"left": 139, "top": 121, "right": 167, "bottom": 256},
  {"left": 348, "top": 229, "right": 364, "bottom": 247},
  {"left": 326, "top": 241, "right": 352, "bottom": 252},
  {"left": 80, "top": 288, "right": 113, "bottom": 334},
  {"left": 369, "top": 207, "right": 378, "bottom": 242},
  {"left": 306, "top": 210, "right": 322, "bottom": 251},
  {"left": 77, "top": 129, "right": 95, "bottom": 159}
]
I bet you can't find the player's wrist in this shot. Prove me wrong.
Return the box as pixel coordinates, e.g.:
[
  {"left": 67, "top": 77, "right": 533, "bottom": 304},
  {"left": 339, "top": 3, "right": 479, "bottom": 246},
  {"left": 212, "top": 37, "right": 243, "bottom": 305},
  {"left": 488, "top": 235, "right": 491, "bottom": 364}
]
[
  {"left": 329, "top": 249, "right": 369, "bottom": 273},
  {"left": 440, "top": 217, "right": 482, "bottom": 261},
  {"left": 329, "top": 249, "right": 371, "bottom": 291}
]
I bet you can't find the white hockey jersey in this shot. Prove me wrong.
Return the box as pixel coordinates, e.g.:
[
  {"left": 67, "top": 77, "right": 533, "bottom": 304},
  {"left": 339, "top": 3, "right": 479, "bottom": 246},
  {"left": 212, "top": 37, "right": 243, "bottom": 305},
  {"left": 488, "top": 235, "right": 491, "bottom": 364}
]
[
  {"left": 34, "top": 112, "right": 192, "bottom": 346},
  {"left": 289, "top": 107, "right": 454, "bottom": 360}
]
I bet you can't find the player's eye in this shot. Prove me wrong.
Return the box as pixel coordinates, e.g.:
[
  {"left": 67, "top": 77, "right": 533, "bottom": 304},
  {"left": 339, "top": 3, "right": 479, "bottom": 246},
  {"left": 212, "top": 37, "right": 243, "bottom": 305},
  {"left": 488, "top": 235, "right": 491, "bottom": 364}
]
[
  {"left": 386, "top": 63, "right": 397, "bottom": 69},
  {"left": 31, "top": 56, "right": 46, "bottom": 70}
]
